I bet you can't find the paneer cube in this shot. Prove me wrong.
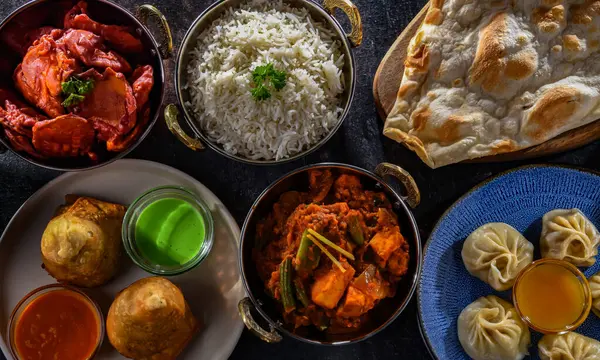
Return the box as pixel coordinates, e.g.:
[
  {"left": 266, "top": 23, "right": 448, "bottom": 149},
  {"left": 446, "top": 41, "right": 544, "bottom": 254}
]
[
  {"left": 311, "top": 262, "right": 355, "bottom": 309},
  {"left": 336, "top": 285, "right": 369, "bottom": 318},
  {"left": 369, "top": 227, "right": 402, "bottom": 264},
  {"left": 388, "top": 246, "right": 409, "bottom": 277}
]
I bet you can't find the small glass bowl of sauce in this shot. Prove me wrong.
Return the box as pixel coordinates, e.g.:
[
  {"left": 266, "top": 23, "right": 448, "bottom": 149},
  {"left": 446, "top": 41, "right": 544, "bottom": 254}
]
[
  {"left": 8, "top": 284, "right": 104, "bottom": 360},
  {"left": 123, "top": 186, "right": 214, "bottom": 275},
  {"left": 513, "top": 258, "right": 592, "bottom": 334}
]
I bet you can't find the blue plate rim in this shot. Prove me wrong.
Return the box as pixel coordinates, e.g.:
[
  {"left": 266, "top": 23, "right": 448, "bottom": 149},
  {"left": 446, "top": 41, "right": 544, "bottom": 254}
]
[{"left": 416, "top": 164, "right": 600, "bottom": 360}]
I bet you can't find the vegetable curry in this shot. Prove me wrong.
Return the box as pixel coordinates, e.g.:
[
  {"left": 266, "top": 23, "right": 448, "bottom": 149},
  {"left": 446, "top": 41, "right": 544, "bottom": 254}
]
[{"left": 255, "top": 169, "right": 410, "bottom": 332}]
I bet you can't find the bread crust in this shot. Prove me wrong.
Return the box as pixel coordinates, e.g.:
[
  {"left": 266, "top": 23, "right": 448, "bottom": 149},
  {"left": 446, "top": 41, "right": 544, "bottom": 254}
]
[{"left": 385, "top": 0, "right": 600, "bottom": 168}]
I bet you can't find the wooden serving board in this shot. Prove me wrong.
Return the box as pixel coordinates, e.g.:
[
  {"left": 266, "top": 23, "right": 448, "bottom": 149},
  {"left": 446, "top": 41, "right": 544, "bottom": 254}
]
[{"left": 373, "top": 3, "right": 600, "bottom": 163}]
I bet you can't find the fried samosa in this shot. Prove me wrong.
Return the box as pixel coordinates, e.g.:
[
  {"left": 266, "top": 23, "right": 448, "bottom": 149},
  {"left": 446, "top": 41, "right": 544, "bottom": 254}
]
[
  {"left": 107, "top": 277, "right": 199, "bottom": 360},
  {"left": 41, "top": 195, "right": 126, "bottom": 287}
]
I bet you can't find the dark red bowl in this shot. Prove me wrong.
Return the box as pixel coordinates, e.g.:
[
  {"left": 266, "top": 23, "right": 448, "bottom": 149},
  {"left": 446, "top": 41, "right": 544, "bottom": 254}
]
[{"left": 0, "top": 0, "right": 169, "bottom": 171}]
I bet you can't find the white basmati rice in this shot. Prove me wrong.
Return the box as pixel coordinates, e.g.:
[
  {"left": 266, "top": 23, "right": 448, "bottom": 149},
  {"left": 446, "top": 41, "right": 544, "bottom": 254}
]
[{"left": 185, "top": 0, "right": 345, "bottom": 161}]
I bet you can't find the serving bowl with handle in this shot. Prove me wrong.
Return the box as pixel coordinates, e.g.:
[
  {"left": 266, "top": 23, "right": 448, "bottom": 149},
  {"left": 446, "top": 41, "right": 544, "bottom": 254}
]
[
  {"left": 0, "top": 0, "right": 172, "bottom": 171},
  {"left": 166, "top": 0, "right": 363, "bottom": 165},
  {"left": 237, "top": 162, "right": 422, "bottom": 345}
]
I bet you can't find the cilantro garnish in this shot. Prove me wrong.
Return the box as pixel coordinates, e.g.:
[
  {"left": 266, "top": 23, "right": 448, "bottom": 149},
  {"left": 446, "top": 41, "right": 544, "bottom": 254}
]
[
  {"left": 61, "top": 77, "right": 95, "bottom": 107},
  {"left": 62, "top": 93, "right": 86, "bottom": 107},
  {"left": 251, "top": 86, "right": 272, "bottom": 101},
  {"left": 250, "top": 63, "right": 287, "bottom": 101}
]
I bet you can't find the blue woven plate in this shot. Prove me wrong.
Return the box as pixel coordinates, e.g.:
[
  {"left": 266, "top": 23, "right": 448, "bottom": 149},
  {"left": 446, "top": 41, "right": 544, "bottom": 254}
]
[{"left": 418, "top": 165, "right": 600, "bottom": 360}]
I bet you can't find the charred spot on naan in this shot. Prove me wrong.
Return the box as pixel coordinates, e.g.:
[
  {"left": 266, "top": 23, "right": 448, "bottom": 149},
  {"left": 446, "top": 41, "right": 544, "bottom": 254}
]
[
  {"left": 532, "top": 5, "right": 566, "bottom": 35},
  {"left": 405, "top": 43, "right": 430, "bottom": 74},
  {"left": 571, "top": 0, "right": 600, "bottom": 25},
  {"left": 397, "top": 82, "right": 418, "bottom": 99},
  {"left": 490, "top": 139, "right": 518, "bottom": 155},
  {"left": 410, "top": 109, "right": 469, "bottom": 147},
  {"left": 468, "top": 12, "right": 538, "bottom": 99},
  {"left": 411, "top": 106, "right": 431, "bottom": 132},
  {"left": 505, "top": 51, "right": 538, "bottom": 80},
  {"left": 424, "top": 0, "right": 445, "bottom": 25},
  {"left": 563, "top": 35, "right": 582, "bottom": 51},
  {"left": 552, "top": 45, "right": 563, "bottom": 53},
  {"left": 562, "top": 34, "right": 590, "bottom": 61},
  {"left": 436, "top": 115, "right": 468, "bottom": 146},
  {"left": 524, "top": 86, "right": 582, "bottom": 141}
]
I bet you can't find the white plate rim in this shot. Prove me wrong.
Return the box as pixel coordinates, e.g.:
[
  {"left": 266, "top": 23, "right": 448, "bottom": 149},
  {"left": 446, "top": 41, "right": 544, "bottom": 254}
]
[{"left": 0, "top": 158, "right": 245, "bottom": 360}]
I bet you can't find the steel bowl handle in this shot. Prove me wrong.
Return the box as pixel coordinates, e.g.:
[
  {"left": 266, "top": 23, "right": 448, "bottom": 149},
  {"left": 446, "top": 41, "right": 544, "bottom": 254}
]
[
  {"left": 136, "top": 4, "right": 174, "bottom": 59},
  {"left": 322, "top": 0, "right": 363, "bottom": 47},
  {"left": 375, "top": 162, "right": 420, "bottom": 208},
  {"left": 238, "top": 297, "right": 283, "bottom": 343},
  {"left": 164, "top": 104, "right": 205, "bottom": 151}
]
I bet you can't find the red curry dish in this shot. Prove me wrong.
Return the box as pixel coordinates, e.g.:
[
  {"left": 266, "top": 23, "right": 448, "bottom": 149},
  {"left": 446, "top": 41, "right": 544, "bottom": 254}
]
[
  {"left": 0, "top": 1, "right": 154, "bottom": 160},
  {"left": 255, "top": 170, "right": 410, "bottom": 332}
]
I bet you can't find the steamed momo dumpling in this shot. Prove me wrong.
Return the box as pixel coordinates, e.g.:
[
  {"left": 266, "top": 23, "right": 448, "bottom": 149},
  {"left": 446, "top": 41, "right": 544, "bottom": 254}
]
[
  {"left": 541, "top": 209, "right": 600, "bottom": 267},
  {"left": 538, "top": 332, "right": 600, "bottom": 360},
  {"left": 590, "top": 272, "right": 600, "bottom": 318},
  {"left": 462, "top": 223, "right": 534, "bottom": 291},
  {"left": 458, "top": 296, "right": 530, "bottom": 360}
]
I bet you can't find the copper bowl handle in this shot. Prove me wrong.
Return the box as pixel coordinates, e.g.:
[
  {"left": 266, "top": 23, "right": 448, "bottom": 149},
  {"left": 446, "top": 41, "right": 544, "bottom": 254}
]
[
  {"left": 238, "top": 297, "right": 283, "bottom": 343},
  {"left": 164, "top": 104, "right": 205, "bottom": 151},
  {"left": 136, "top": 4, "right": 174, "bottom": 59},
  {"left": 375, "top": 163, "right": 420, "bottom": 208},
  {"left": 322, "top": 0, "right": 363, "bottom": 47}
]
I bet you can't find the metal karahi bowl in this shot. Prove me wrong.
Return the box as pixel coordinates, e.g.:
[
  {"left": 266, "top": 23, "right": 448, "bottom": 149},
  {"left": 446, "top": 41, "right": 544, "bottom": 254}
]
[
  {"left": 237, "top": 162, "right": 423, "bottom": 345},
  {"left": 0, "top": 0, "right": 172, "bottom": 171},
  {"left": 167, "top": 0, "right": 363, "bottom": 165}
]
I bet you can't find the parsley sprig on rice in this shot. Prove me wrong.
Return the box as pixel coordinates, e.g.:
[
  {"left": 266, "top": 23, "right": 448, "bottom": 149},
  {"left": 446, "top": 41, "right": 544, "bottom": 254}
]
[{"left": 185, "top": 0, "right": 345, "bottom": 161}]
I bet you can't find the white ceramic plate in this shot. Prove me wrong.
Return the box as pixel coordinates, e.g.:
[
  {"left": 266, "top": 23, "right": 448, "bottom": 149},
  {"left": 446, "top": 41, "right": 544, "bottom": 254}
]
[{"left": 0, "top": 159, "right": 245, "bottom": 360}]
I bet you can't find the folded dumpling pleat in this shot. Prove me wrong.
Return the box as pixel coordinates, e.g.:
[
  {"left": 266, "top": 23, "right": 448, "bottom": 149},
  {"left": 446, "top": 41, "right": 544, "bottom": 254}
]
[
  {"left": 462, "top": 223, "right": 534, "bottom": 291},
  {"left": 541, "top": 208, "right": 600, "bottom": 267}
]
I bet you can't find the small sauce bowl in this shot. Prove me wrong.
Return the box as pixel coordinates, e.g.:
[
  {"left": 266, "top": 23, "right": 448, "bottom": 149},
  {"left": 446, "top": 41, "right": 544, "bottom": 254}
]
[
  {"left": 122, "top": 186, "right": 214, "bottom": 276},
  {"left": 513, "top": 258, "right": 592, "bottom": 334},
  {"left": 8, "top": 284, "right": 104, "bottom": 360}
]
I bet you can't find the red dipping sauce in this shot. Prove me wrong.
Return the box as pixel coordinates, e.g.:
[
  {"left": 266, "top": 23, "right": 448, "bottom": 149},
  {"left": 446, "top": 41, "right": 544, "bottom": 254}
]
[{"left": 9, "top": 285, "right": 103, "bottom": 360}]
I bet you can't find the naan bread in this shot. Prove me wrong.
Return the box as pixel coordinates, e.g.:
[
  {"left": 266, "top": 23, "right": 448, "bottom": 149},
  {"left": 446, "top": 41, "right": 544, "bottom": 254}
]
[{"left": 384, "top": 0, "right": 600, "bottom": 168}]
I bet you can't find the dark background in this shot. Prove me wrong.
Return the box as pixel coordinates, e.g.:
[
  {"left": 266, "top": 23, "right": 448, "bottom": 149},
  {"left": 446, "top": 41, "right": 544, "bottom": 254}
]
[{"left": 2, "top": 0, "right": 600, "bottom": 359}]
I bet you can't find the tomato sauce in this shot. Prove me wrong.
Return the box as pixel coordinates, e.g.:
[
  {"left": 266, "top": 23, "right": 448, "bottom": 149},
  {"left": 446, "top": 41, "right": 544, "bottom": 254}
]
[{"left": 14, "top": 289, "right": 100, "bottom": 360}]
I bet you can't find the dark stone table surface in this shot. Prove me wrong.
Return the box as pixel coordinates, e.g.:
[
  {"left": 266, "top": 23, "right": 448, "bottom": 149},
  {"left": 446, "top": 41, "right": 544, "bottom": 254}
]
[{"left": 2, "top": 0, "right": 600, "bottom": 359}]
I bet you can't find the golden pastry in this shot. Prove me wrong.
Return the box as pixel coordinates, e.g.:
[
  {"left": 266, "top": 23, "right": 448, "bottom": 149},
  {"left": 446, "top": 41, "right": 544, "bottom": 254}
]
[
  {"left": 41, "top": 195, "right": 125, "bottom": 287},
  {"left": 107, "top": 277, "right": 199, "bottom": 360}
]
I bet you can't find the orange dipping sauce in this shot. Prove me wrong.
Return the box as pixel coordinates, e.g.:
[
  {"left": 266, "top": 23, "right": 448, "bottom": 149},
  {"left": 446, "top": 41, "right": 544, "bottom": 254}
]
[
  {"left": 11, "top": 288, "right": 101, "bottom": 360},
  {"left": 513, "top": 259, "right": 591, "bottom": 333}
]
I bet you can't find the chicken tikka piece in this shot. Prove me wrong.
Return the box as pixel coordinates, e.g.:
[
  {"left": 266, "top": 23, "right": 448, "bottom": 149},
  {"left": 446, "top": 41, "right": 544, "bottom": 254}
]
[
  {"left": 64, "top": 1, "right": 143, "bottom": 54},
  {"left": 73, "top": 68, "right": 137, "bottom": 142},
  {"left": 0, "top": 1, "right": 155, "bottom": 160},
  {"left": 14, "top": 33, "right": 79, "bottom": 118},
  {"left": 254, "top": 170, "right": 410, "bottom": 332},
  {"left": 60, "top": 29, "right": 131, "bottom": 73}
]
